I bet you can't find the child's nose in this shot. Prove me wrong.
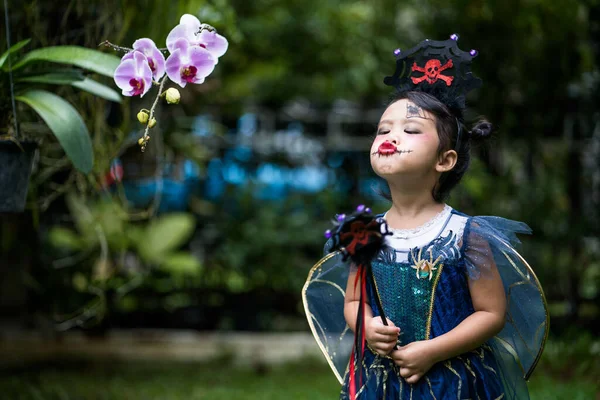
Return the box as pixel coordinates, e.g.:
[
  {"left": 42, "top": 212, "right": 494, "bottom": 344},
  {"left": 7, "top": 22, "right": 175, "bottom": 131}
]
[{"left": 389, "top": 132, "right": 400, "bottom": 144}]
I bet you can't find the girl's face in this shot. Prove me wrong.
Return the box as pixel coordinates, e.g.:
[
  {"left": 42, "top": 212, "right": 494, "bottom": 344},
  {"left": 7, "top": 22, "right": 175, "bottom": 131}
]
[{"left": 370, "top": 98, "right": 442, "bottom": 179}]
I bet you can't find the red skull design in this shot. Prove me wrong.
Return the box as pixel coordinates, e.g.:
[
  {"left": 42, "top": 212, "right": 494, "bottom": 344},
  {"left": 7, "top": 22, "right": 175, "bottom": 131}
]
[{"left": 411, "top": 59, "right": 454, "bottom": 86}]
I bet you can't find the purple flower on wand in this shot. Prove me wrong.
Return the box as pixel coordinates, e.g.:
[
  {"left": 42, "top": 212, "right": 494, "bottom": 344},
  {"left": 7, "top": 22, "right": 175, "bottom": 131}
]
[
  {"left": 114, "top": 51, "right": 153, "bottom": 97},
  {"left": 165, "top": 38, "right": 216, "bottom": 87}
]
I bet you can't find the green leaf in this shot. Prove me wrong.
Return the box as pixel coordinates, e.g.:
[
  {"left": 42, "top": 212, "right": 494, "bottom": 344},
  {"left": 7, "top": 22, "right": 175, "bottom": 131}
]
[
  {"left": 17, "top": 70, "right": 121, "bottom": 102},
  {"left": 48, "top": 226, "right": 83, "bottom": 250},
  {"left": 226, "top": 270, "right": 247, "bottom": 293},
  {"left": 95, "top": 200, "right": 129, "bottom": 251},
  {"left": 116, "top": 295, "right": 138, "bottom": 313},
  {"left": 160, "top": 253, "right": 202, "bottom": 276},
  {"left": 10, "top": 46, "right": 121, "bottom": 77},
  {"left": 137, "top": 214, "right": 196, "bottom": 263},
  {"left": 72, "top": 272, "right": 88, "bottom": 292},
  {"left": 71, "top": 77, "right": 121, "bottom": 103},
  {"left": 16, "top": 90, "right": 93, "bottom": 173},
  {"left": 0, "top": 39, "right": 31, "bottom": 69},
  {"left": 16, "top": 70, "right": 85, "bottom": 84},
  {"left": 65, "top": 193, "right": 100, "bottom": 246}
]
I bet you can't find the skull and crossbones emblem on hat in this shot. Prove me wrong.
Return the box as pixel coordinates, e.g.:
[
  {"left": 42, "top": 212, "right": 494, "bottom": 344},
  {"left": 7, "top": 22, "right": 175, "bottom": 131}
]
[{"left": 411, "top": 59, "right": 454, "bottom": 86}]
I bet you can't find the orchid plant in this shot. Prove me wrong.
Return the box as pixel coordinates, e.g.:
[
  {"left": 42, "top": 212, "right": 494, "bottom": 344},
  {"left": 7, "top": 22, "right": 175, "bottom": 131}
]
[{"left": 102, "top": 14, "right": 228, "bottom": 151}]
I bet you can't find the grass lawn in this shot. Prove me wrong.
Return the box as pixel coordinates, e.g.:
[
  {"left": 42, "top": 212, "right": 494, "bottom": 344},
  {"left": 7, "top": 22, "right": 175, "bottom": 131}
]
[
  {"left": 1, "top": 357, "right": 597, "bottom": 400},
  {"left": 1, "top": 335, "right": 598, "bottom": 400},
  {"left": 0, "top": 357, "right": 339, "bottom": 399}
]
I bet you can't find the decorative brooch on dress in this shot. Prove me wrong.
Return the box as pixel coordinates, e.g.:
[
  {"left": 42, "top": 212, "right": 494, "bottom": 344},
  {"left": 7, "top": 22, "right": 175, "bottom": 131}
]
[{"left": 411, "top": 247, "right": 443, "bottom": 280}]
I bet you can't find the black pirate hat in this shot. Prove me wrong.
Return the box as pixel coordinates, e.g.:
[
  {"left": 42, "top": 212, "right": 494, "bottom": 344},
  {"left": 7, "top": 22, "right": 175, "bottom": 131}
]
[{"left": 384, "top": 34, "right": 481, "bottom": 117}]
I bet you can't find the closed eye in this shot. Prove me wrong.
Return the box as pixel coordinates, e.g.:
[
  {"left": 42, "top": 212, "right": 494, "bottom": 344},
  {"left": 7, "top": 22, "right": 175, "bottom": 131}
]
[
  {"left": 404, "top": 130, "right": 421, "bottom": 134},
  {"left": 377, "top": 130, "right": 390, "bottom": 135}
]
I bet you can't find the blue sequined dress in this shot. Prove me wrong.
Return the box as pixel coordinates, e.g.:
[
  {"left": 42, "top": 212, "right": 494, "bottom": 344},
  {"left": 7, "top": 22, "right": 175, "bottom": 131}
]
[{"left": 303, "top": 206, "right": 548, "bottom": 400}]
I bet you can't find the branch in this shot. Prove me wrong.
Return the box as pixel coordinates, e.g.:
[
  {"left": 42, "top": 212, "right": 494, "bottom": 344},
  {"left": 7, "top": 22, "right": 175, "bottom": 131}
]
[
  {"left": 98, "top": 40, "right": 132, "bottom": 54},
  {"left": 34, "top": 158, "right": 72, "bottom": 185},
  {"left": 115, "top": 272, "right": 149, "bottom": 297},
  {"left": 52, "top": 246, "right": 94, "bottom": 269},
  {"left": 54, "top": 285, "right": 105, "bottom": 331},
  {"left": 38, "top": 173, "right": 76, "bottom": 211}
]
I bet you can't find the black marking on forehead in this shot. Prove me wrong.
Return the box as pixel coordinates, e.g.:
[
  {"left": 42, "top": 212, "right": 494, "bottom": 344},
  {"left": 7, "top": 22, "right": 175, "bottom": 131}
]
[{"left": 406, "top": 103, "right": 427, "bottom": 119}]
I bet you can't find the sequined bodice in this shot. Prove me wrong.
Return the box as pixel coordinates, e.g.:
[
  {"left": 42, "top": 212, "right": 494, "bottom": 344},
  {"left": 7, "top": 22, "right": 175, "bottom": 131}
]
[{"left": 369, "top": 208, "right": 468, "bottom": 345}]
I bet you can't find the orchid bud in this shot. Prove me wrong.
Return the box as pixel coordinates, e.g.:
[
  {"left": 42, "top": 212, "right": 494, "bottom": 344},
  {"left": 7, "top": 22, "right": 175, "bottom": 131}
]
[
  {"left": 148, "top": 118, "right": 157, "bottom": 128},
  {"left": 138, "top": 135, "right": 150, "bottom": 146},
  {"left": 137, "top": 110, "right": 149, "bottom": 124},
  {"left": 164, "top": 88, "right": 181, "bottom": 104}
]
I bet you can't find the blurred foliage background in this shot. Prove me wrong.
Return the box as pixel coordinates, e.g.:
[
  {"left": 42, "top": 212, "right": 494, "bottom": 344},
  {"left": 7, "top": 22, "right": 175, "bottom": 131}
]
[{"left": 0, "top": 0, "right": 599, "bottom": 397}]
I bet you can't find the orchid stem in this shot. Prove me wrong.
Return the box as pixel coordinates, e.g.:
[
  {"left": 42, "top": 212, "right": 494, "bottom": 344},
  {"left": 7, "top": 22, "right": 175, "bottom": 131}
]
[
  {"left": 98, "top": 40, "right": 132, "bottom": 54},
  {"left": 140, "top": 76, "right": 167, "bottom": 152}
]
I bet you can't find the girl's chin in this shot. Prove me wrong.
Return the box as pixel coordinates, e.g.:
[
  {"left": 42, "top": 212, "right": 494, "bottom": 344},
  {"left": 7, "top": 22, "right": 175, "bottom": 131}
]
[
  {"left": 371, "top": 164, "right": 407, "bottom": 176},
  {"left": 371, "top": 160, "right": 422, "bottom": 177},
  {"left": 371, "top": 155, "right": 403, "bottom": 166}
]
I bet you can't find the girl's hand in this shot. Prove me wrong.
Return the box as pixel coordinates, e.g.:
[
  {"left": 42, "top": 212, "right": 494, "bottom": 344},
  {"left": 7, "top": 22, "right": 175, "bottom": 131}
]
[
  {"left": 390, "top": 340, "right": 437, "bottom": 384},
  {"left": 365, "top": 316, "right": 400, "bottom": 356}
]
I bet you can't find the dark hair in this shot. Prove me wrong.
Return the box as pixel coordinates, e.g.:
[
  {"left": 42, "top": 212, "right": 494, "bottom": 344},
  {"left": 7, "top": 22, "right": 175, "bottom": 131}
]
[{"left": 382, "top": 91, "right": 492, "bottom": 202}]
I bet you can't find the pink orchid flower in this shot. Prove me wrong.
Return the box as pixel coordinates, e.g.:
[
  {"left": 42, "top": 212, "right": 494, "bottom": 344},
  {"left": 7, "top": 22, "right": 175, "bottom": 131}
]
[
  {"left": 165, "top": 38, "right": 216, "bottom": 88},
  {"left": 114, "top": 51, "right": 153, "bottom": 97},
  {"left": 166, "top": 14, "right": 228, "bottom": 63},
  {"left": 120, "top": 38, "right": 166, "bottom": 81}
]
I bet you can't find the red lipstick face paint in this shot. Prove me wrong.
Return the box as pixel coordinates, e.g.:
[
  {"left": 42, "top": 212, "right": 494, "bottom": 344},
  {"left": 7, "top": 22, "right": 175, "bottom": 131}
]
[{"left": 378, "top": 142, "right": 397, "bottom": 155}]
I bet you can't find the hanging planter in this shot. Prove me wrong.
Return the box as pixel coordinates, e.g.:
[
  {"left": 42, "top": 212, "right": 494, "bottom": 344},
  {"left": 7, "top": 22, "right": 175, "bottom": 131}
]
[
  {"left": 0, "top": 139, "right": 37, "bottom": 212},
  {"left": 0, "top": 27, "right": 121, "bottom": 212}
]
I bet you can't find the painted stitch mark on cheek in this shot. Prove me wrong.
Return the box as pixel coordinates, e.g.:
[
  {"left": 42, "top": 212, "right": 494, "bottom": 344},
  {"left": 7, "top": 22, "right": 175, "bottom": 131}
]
[
  {"left": 371, "top": 142, "right": 414, "bottom": 156},
  {"left": 406, "top": 103, "right": 427, "bottom": 119}
]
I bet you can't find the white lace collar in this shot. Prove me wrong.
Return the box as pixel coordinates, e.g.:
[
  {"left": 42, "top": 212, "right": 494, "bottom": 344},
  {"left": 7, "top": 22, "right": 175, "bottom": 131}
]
[{"left": 384, "top": 204, "right": 452, "bottom": 240}]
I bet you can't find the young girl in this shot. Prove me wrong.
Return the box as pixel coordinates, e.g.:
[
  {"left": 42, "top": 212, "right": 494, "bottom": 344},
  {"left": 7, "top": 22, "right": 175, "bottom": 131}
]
[{"left": 303, "top": 35, "right": 548, "bottom": 400}]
